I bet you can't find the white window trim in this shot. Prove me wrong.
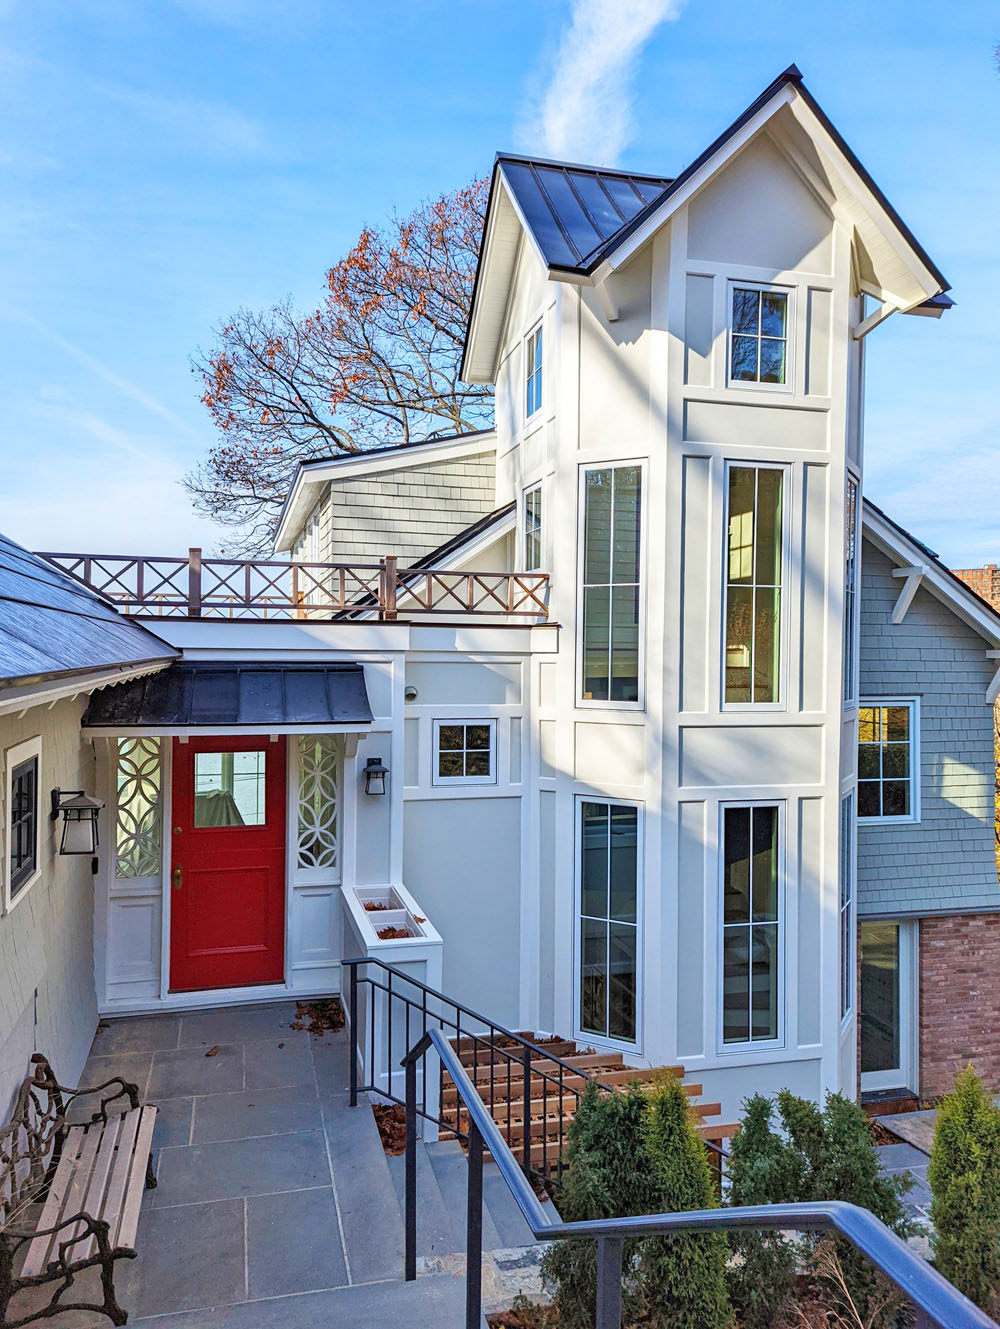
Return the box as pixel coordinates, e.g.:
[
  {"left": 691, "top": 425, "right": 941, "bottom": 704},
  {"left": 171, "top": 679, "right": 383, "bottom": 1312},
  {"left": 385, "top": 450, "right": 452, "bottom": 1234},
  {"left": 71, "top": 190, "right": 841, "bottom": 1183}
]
[
  {"left": 522, "top": 481, "right": 543, "bottom": 572},
  {"left": 577, "top": 458, "right": 647, "bottom": 712},
  {"left": 860, "top": 918, "right": 919, "bottom": 1094},
  {"left": 843, "top": 470, "right": 861, "bottom": 707},
  {"left": 726, "top": 279, "right": 794, "bottom": 394},
  {"left": 524, "top": 321, "right": 543, "bottom": 424},
  {"left": 840, "top": 791, "right": 856, "bottom": 1028},
  {"left": 431, "top": 719, "right": 497, "bottom": 787},
  {"left": 721, "top": 460, "right": 790, "bottom": 713},
  {"left": 717, "top": 799, "right": 785, "bottom": 1055},
  {"left": 4, "top": 735, "right": 43, "bottom": 914},
  {"left": 573, "top": 795, "right": 644, "bottom": 1053},
  {"left": 857, "top": 697, "right": 921, "bottom": 826}
]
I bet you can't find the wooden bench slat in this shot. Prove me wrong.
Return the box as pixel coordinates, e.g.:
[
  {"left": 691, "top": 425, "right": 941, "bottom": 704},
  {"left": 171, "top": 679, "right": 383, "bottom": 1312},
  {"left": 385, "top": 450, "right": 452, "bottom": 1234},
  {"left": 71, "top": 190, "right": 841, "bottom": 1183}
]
[
  {"left": 73, "top": 1112, "right": 128, "bottom": 1264},
  {"left": 20, "top": 1126, "right": 96, "bottom": 1277},
  {"left": 115, "top": 1107, "right": 156, "bottom": 1252},
  {"left": 84, "top": 1108, "right": 142, "bottom": 1260}
]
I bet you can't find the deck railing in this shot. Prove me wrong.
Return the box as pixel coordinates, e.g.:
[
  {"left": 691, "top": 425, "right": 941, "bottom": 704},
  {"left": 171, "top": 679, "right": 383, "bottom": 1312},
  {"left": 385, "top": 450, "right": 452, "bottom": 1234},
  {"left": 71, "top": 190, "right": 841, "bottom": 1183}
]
[{"left": 37, "top": 549, "right": 549, "bottom": 622}]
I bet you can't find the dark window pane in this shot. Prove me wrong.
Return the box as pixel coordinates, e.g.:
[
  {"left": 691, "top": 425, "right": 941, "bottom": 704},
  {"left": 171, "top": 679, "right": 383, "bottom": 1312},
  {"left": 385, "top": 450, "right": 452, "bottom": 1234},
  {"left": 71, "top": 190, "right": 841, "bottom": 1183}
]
[
  {"left": 581, "top": 803, "right": 609, "bottom": 918},
  {"left": 759, "top": 338, "right": 786, "bottom": 384},
  {"left": 751, "top": 924, "right": 779, "bottom": 1039},
  {"left": 731, "top": 334, "right": 758, "bottom": 381},
  {"left": 465, "top": 751, "right": 491, "bottom": 778},
  {"left": 609, "top": 585, "right": 639, "bottom": 702},
  {"left": 858, "top": 745, "right": 880, "bottom": 779},
  {"left": 611, "top": 467, "right": 641, "bottom": 585},
  {"left": 753, "top": 587, "right": 781, "bottom": 703},
  {"left": 580, "top": 918, "right": 608, "bottom": 1036},
  {"left": 438, "top": 725, "right": 463, "bottom": 751},
  {"left": 884, "top": 707, "right": 910, "bottom": 743},
  {"left": 608, "top": 924, "right": 637, "bottom": 1040},
  {"left": 882, "top": 743, "right": 909, "bottom": 779},
  {"left": 466, "top": 726, "right": 491, "bottom": 750},
  {"left": 584, "top": 470, "right": 612, "bottom": 584},
  {"left": 723, "top": 807, "right": 751, "bottom": 924},
  {"left": 722, "top": 929, "right": 750, "bottom": 1043},
  {"left": 609, "top": 805, "right": 638, "bottom": 922},
  {"left": 858, "top": 782, "right": 881, "bottom": 817},
  {"left": 754, "top": 470, "right": 783, "bottom": 586},
  {"left": 882, "top": 781, "right": 909, "bottom": 817},
  {"left": 860, "top": 922, "right": 900, "bottom": 1073},
  {"left": 582, "top": 586, "right": 610, "bottom": 701},
  {"left": 725, "top": 587, "right": 753, "bottom": 703},
  {"left": 732, "top": 287, "right": 760, "bottom": 333},
  {"left": 760, "top": 291, "right": 787, "bottom": 337},
  {"left": 751, "top": 807, "right": 778, "bottom": 921},
  {"left": 437, "top": 750, "right": 462, "bottom": 779}
]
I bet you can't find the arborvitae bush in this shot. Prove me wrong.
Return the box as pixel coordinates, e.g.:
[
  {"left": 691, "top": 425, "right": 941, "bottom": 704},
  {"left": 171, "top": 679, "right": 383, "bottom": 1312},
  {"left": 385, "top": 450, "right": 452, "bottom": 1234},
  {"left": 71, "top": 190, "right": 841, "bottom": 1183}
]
[
  {"left": 639, "top": 1073, "right": 734, "bottom": 1329},
  {"left": 929, "top": 1065, "right": 1000, "bottom": 1313},
  {"left": 540, "top": 1081, "right": 651, "bottom": 1328},
  {"left": 725, "top": 1094, "right": 801, "bottom": 1329}
]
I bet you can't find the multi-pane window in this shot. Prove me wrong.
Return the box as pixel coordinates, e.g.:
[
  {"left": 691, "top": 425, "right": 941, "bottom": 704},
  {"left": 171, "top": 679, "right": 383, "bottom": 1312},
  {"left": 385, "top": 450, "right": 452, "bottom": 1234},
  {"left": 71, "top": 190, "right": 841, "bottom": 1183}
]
[
  {"left": 523, "top": 484, "right": 542, "bottom": 571},
  {"left": 9, "top": 755, "right": 38, "bottom": 900},
  {"left": 725, "top": 465, "right": 783, "bottom": 704},
  {"left": 858, "top": 703, "right": 916, "bottom": 820},
  {"left": 581, "top": 464, "right": 642, "bottom": 703},
  {"left": 722, "top": 804, "right": 780, "bottom": 1045},
  {"left": 840, "top": 793, "right": 855, "bottom": 1020},
  {"left": 731, "top": 286, "right": 789, "bottom": 385},
  {"left": 433, "top": 721, "right": 496, "bottom": 785},
  {"left": 579, "top": 801, "right": 639, "bottom": 1043},
  {"left": 526, "top": 325, "right": 543, "bottom": 418},
  {"left": 844, "top": 476, "right": 859, "bottom": 703}
]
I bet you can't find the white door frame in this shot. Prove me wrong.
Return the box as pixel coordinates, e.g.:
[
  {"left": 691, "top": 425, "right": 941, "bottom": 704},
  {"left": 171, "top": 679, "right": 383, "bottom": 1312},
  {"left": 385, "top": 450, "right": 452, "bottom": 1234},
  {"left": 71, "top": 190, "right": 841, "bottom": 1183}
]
[{"left": 860, "top": 917, "right": 919, "bottom": 1094}]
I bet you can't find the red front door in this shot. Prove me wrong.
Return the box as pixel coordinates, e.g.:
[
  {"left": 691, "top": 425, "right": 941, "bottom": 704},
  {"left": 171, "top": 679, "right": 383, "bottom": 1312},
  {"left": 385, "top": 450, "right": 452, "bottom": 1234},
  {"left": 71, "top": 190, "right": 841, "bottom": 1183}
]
[{"left": 170, "top": 735, "right": 287, "bottom": 992}]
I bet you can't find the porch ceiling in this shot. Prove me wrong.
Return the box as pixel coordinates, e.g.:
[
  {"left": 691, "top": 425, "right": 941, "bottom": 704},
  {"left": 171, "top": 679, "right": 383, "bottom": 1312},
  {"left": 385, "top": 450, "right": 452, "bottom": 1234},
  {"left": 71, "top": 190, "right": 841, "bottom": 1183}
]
[{"left": 80, "top": 661, "right": 373, "bottom": 732}]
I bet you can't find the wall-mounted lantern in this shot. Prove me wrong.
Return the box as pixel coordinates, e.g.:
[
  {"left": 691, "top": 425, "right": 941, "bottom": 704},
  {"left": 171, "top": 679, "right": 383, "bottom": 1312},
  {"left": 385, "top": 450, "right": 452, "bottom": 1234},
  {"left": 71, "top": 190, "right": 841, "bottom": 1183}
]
[
  {"left": 50, "top": 789, "right": 104, "bottom": 855},
  {"left": 362, "top": 757, "right": 388, "bottom": 797}
]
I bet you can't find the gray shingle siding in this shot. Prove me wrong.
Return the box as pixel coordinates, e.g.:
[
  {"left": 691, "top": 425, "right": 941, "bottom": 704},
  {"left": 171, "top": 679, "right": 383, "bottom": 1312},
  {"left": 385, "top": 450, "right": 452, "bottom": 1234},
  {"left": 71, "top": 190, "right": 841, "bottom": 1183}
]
[
  {"left": 291, "top": 451, "right": 496, "bottom": 564},
  {"left": 857, "top": 539, "right": 1000, "bottom": 917}
]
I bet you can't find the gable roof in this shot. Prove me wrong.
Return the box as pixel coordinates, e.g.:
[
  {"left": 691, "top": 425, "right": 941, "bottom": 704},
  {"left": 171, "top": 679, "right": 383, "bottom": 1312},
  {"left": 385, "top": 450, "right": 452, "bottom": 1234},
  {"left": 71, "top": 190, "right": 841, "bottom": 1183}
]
[
  {"left": 862, "top": 501, "right": 1000, "bottom": 647},
  {"left": 0, "top": 533, "right": 177, "bottom": 698},
  {"left": 463, "top": 64, "right": 951, "bottom": 383}
]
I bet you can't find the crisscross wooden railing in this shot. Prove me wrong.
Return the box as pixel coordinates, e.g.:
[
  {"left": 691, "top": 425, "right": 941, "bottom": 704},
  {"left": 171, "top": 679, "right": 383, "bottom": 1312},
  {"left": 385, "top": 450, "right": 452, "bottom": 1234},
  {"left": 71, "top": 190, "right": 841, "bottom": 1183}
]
[{"left": 37, "top": 549, "right": 550, "bottom": 622}]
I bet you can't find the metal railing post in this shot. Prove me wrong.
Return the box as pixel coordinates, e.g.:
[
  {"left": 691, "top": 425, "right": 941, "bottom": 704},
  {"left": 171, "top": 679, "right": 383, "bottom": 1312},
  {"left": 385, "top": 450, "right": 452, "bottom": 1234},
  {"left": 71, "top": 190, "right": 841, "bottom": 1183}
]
[
  {"left": 521, "top": 1044, "right": 532, "bottom": 1176},
  {"left": 349, "top": 964, "right": 359, "bottom": 1108},
  {"left": 187, "top": 548, "right": 202, "bottom": 617},
  {"left": 595, "top": 1236, "right": 624, "bottom": 1329},
  {"left": 466, "top": 1119, "right": 484, "bottom": 1329},
  {"left": 405, "top": 1053, "right": 418, "bottom": 1283}
]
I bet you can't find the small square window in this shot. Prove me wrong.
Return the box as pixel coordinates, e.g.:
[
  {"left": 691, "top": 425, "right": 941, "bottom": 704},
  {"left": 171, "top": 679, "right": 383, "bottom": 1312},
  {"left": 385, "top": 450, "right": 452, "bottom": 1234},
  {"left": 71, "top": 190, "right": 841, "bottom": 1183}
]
[
  {"left": 730, "top": 286, "right": 789, "bottom": 386},
  {"left": 526, "top": 326, "right": 543, "bottom": 418},
  {"left": 433, "top": 721, "right": 497, "bottom": 785}
]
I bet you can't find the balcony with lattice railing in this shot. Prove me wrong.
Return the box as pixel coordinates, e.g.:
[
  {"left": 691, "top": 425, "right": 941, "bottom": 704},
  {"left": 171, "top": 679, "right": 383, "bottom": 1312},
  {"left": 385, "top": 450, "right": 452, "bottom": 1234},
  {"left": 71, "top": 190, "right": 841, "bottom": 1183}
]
[{"left": 38, "top": 549, "right": 550, "bottom": 623}]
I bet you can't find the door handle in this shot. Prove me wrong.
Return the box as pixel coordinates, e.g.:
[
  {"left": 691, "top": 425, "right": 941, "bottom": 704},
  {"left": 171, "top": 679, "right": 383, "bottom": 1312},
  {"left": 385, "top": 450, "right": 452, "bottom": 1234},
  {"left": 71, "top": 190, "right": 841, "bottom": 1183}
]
[{"left": 172, "top": 866, "right": 183, "bottom": 891}]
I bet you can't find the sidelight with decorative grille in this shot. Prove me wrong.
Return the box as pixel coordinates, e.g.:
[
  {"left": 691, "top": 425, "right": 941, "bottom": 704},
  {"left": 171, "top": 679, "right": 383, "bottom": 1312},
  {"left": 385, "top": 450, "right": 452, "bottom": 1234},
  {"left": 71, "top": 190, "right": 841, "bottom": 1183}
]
[
  {"left": 296, "top": 736, "right": 340, "bottom": 873},
  {"left": 114, "top": 737, "right": 162, "bottom": 878}
]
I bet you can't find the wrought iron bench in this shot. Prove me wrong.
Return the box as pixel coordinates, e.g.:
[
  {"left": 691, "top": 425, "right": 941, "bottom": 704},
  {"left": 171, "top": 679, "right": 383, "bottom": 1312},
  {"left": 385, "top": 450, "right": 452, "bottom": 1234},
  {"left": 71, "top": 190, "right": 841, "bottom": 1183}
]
[{"left": 0, "top": 1053, "right": 157, "bottom": 1327}]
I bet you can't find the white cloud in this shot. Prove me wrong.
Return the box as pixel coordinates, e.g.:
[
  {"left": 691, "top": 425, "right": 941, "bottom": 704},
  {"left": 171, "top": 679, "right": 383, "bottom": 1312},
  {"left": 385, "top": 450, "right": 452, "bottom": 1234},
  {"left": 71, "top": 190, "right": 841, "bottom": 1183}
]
[
  {"left": 527, "top": 0, "right": 685, "bottom": 165},
  {"left": 91, "top": 81, "right": 268, "bottom": 157}
]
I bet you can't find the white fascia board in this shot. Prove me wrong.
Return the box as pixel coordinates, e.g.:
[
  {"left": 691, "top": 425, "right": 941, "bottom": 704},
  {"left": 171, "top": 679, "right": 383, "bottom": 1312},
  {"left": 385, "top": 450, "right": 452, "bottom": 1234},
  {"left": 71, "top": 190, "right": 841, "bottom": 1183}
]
[
  {"left": 599, "top": 86, "right": 798, "bottom": 275},
  {"left": 862, "top": 505, "right": 1000, "bottom": 646},
  {"left": 273, "top": 431, "right": 498, "bottom": 552},
  {"left": 83, "top": 722, "right": 372, "bottom": 738},
  {"left": 464, "top": 178, "right": 532, "bottom": 384},
  {"left": 0, "top": 660, "right": 173, "bottom": 718}
]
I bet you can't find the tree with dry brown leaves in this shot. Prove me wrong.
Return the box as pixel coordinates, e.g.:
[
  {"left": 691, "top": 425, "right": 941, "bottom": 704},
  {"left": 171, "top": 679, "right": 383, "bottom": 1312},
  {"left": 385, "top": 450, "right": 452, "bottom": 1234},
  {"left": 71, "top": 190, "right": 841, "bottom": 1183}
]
[{"left": 186, "top": 177, "right": 492, "bottom": 553}]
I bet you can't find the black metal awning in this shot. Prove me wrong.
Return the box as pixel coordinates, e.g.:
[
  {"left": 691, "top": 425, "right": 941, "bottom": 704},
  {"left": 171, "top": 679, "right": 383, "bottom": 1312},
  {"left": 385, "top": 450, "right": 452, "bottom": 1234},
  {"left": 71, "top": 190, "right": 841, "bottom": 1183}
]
[{"left": 81, "top": 662, "right": 373, "bottom": 729}]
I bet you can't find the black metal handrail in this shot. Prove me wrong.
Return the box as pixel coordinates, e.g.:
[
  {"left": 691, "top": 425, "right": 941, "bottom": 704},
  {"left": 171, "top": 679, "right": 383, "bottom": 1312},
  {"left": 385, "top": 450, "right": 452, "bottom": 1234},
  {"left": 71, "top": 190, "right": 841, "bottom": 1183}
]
[
  {"left": 401, "top": 1027, "right": 998, "bottom": 1329},
  {"left": 344, "top": 955, "right": 729, "bottom": 1188}
]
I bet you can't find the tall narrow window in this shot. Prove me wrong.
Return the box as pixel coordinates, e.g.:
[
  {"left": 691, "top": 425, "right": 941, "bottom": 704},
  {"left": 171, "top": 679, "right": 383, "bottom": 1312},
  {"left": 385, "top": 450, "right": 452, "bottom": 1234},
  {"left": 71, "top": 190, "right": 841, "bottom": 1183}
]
[
  {"left": 858, "top": 702, "right": 916, "bottom": 821},
  {"left": 844, "top": 476, "right": 859, "bottom": 703},
  {"left": 579, "top": 800, "right": 639, "bottom": 1043},
  {"left": 581, "top": 464, "right": 642, "bottom": 703},
  {"left": 526, "top": 325, "right": 543, "bottom": 418},
  {"left": 115, "top": 737, "right": 162, "bottom": 879},
  {"left": 725, "top": 465, "right": 783, "bottom": 704},
  {"left": 730, "top": 285, "right": 788, "bottom": 385},
  {"left": 523, "top": 484, "right": 542, "bottom": 571},
  {"left": 840, "top": 793, "right": 855, "bottom": 1020},
  {"left": 9, "top": 755, "right": 38, "bottom": 901},
  {"left": 722, "top": 804, "right": 780, "bottom": 1045}
]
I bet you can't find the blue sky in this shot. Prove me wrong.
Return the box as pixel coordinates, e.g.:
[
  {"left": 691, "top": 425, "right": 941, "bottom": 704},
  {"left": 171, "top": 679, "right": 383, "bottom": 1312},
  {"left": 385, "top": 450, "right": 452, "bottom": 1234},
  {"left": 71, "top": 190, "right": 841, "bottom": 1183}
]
[{"left": 0, "top": 0, "right": 997, "bottom": 564}]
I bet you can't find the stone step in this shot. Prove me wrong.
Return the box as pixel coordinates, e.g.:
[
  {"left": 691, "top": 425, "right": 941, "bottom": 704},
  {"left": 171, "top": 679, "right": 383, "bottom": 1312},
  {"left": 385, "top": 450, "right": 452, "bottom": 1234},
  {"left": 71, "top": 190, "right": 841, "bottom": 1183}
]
[
  {"left": 386, "top": 1142, "right": 461, "bottom": 1259},
  {"left": 423, "top": 1138, "right": 504, "bottom": 1254}
]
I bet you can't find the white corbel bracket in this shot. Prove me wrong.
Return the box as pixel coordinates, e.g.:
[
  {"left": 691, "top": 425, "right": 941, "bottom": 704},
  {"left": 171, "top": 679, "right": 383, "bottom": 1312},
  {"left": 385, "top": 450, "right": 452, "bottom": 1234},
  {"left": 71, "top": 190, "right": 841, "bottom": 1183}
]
[
  {"left": 596, "top": 277, "right": 618, "bottom": 323},
  {"left": 853, "top": 300, "right": 898, "bottom": 341},
  {"left": 986, "top": 652, "right": 1000, "bottom": 706},
  {"left": 890, "top": 565, "right": 928, "bottom": 624}
]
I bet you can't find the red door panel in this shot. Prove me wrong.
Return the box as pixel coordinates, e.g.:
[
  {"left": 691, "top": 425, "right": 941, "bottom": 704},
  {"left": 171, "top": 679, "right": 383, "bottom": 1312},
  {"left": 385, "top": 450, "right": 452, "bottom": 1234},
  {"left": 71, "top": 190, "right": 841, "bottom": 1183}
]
[{"left": 170, "top": 735, "right": 286, "bottom": 992}]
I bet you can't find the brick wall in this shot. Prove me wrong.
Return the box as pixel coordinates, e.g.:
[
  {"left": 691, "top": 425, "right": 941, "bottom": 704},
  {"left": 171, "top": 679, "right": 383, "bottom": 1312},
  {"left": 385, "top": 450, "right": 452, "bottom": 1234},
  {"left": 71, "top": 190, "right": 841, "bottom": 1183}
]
[
  {"left": 920, "top": 912, "right": 1000, "bottom": 1096},
  {"left": 953, "top": 564, "right": 1000, "bottom": 611}
]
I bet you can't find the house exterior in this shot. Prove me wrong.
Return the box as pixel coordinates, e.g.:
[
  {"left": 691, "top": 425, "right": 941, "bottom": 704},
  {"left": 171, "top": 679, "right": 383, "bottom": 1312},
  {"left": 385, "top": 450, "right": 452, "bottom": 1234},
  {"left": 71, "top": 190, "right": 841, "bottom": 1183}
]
[{"left": 3, "top": 66, "right": 998, "bottom": 1127}]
